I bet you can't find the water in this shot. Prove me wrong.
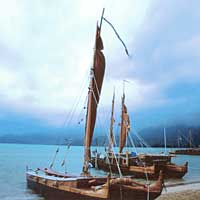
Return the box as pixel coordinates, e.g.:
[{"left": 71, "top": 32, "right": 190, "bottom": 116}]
[{"left": 0, "top": 143, "right": 200, "bottom": 200}]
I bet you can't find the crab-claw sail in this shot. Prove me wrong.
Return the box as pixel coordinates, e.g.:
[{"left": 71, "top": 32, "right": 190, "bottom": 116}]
[
  {"left": 83, "top": 24, "right": 105, "bottom": 174},
  {"left": 119, "top": 93, "right": 130, "bottom": 153},
  {"left": 108, "top": 90, "right": 115, "bottom": 152}
]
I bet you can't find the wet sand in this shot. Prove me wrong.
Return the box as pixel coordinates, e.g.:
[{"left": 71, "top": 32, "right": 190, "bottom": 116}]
[
  {"left": 157, "top": 190, "right": 200, "bottom": 200},
  {"left": 157, "top": 182, "right": 200, "bottom": 200}
]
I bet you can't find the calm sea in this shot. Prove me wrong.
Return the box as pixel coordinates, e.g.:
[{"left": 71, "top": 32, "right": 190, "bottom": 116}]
[{"left": 0, "top": 143, "right": 200, "bottom": 200}]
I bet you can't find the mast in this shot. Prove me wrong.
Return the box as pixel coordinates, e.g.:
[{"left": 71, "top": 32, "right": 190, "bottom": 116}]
[
  {"left": 177, "top": 135, "right": 182, "bottom": 147},
  {"left": 177, "top": 136, "right": 180, "bottom": 148},
  {"left": 108, "top": 89, "right": 115, "bottom": 152},
  {"left": 189, "top": 129, "right": 193, "bottom": 148},
  {"left": 164, "top": 127, "right": 167, "bottom": 155},
  {"left": 119, "top": 83, "right": 130, "bottom": 153},
  {"left": 82, "top": 9, "right": 105, "bottom": 175}
]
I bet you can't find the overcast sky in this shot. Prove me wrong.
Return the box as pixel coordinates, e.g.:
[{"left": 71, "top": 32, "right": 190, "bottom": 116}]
[{"left": 0, "top": 0, "right": 199, "bottom": 135}]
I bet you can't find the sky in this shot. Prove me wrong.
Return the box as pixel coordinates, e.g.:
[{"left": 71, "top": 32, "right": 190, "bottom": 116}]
[{"left": 0, "top": 0, "right": 199, "bottom": 136}]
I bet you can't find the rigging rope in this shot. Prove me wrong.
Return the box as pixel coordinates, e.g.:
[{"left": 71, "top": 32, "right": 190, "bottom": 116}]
[
  {"left": 128, "top": 133, "right": 149, "bottom": 182},
  {"left": 104, "top": 149, "right": 113, "bottom": 176},
  {"left": 92, "top": 78, "right": 151, "bottom": 182},
  {"left": 180, "top": 133, "right": 196, "bottom": 148},
  {"left": 147, "top": 184, "right": 150, "bottom": 200},
  {"left": 50, "top": 68, "right": 89, "bottom": 169},
  {"left": 93, "top": 73, "right": 101, "bottom": 102},
  {"left": 77, "top": 94, "right": 88, "bottom": 125},
  {"left": 50, "top": 147, "right": 59, "bottom": 169},
  {"left": 96, "top": 110, "right": 123, "bottom": 177},
  {"left": 63, "top": 72, "right": 89, "bottom": 127},
  {"left": 131, "top": 128, "right": 154, "bottom": 152},
  {"left": 92, "top": 76, "right": 123, "bottom": 177},
  {"left": 128, "top": 133, "right": 138, "bottom": 154},
  {"left": 61, "top": 141, "right": 71, "bottom": 173}
]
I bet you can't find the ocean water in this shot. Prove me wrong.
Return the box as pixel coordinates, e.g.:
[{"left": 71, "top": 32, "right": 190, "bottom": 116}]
[{"left": 0, "top": 143, "right": 200, "bottom": 200}]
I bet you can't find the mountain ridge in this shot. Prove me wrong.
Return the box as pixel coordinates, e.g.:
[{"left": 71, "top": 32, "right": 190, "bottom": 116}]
[{"left": 0, "top": 124, "right": 199, "bottom": 147}]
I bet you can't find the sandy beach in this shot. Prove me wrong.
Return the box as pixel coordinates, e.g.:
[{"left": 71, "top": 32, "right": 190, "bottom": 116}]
[
  {"left": 157, "top": 182, "right": 200, "bottom": 200},
  {"left": 158, "top": 190, "right": 200, "bottom": 200}
]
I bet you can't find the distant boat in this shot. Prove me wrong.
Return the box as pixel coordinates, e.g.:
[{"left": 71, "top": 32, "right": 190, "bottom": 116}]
[
  {"left": 91, "top": 88, "right": 188, "bottom": 179},
  {"left": 169, "top": 148, "right": 200, "bottom": 155},
  {"left": 26, "top": 9, "right": 164, "bottom": 200},
  {"left": 169, "top": 130, "right": 200, "bottom": 155}
]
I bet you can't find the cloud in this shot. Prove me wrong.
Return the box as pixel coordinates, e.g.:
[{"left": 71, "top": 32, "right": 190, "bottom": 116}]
[
  {"left": 123, "top": 0, "right": 200, "bottom": 106},
  {"left": 101, "top": 0, "right": 200, "bottom": 128},
  {"left": 0, "top": 0, "right": 152, "bottom": 127},
  {"left": 129, "top": 0, "right": 200, "bottom": 83},
  {"left": 0, "top": 0, "right": 199, "bottom": 130}
]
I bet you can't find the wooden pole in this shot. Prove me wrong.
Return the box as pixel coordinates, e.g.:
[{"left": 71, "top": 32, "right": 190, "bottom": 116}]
[{"left": 99, "top": 8, "right": 105, "bottom": 32}]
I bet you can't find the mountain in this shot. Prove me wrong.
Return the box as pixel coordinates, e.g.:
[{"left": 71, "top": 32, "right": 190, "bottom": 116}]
[
  {"left": 94, "top": 125, "right": 200, "bottom": 148},
  {"left": 0, "top": 125, "right": 200, "bottom": 147},
  {"left": 0, "top": 132, "right": 84, "bottom": 146},
  {"left": 137, "top": 125, "right": 200, "bottom": 147}
]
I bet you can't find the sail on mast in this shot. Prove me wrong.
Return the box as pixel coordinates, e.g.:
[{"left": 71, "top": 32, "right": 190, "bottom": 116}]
[
  {"left": 119, "top": 92, "right": 130, "bottom": 153},
  {"left": 108, "top": 90, "right": 115, "bottom": 152},
  {"left": 83, "top": 24, "right": 105, "bottom": 174}
]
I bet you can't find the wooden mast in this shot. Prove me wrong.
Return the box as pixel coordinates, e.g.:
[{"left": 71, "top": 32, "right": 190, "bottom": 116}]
[
  {"left": 108, "top": 89, "right": 115, "bottom": 152},
  {"left": 164, "top": 127, "right": 167, "bottom": 154},
  {"left": 83, "top": 9, "right": 105, "bottom": 175},
  {"left": 189, "top": 129, "right": 193, "bottom": 148}
]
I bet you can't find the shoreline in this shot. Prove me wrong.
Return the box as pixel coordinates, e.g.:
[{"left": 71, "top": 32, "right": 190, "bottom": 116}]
[{"left": 157, "top": 182, "right": 200, "bottom": 200}]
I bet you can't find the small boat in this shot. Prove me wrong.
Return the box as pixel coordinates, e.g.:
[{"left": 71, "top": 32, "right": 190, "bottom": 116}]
[
  {"left": 92, "top": 152, "right": 188, "bottom": 179},
  {"left": 169, "top": 130, "right": 200, "bottom": 155},
  {"left": 26, "top": 9, "right": 164, "bottom": 200},
  {"left": 169, "top": 148, "right": 200, "bottom": 155},
  {"left": 91, "top": 89, "right": 188, "bottom": 179}
]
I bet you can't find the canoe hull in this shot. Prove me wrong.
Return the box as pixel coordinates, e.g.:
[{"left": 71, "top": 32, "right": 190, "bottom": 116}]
[
  {"left": 26, "top": 171, "right": 162, "bottom": 200},
  {"left": 91, "top": 158, "right": 187, "bottom": 179},
  {"left": 27, "top": 179, "right": 104, "bottom": 200}
]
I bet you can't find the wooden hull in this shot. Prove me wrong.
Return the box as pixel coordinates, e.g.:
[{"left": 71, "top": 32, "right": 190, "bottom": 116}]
[
  {"left": 26, "top": 170, "right": 163, "bottom": 200},
  {"left": 91, "top": 158, "right": 156, "bottom": 178},
  {"left": 163, "top": 163, "right": 188, "bottom": 179},
  {"left": 27, "top": 179, "right": 104, "bottom": 200},
  {"left": 170, "top": 149, "right": 200, "bottom": 155},
  {"left": 91, "top": 158, "right": 188, "bottom": 179}
]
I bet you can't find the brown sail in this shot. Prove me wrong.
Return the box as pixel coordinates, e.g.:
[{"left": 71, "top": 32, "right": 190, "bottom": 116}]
[
  {"left": 119, "top": 93, "right": 130, "bottom": 153},
  {"left": 83, "top": 25, "right": 105, "bottom": 173},
  {"left": 108, "top": 90, "right": 115, "bottom": 152}
]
